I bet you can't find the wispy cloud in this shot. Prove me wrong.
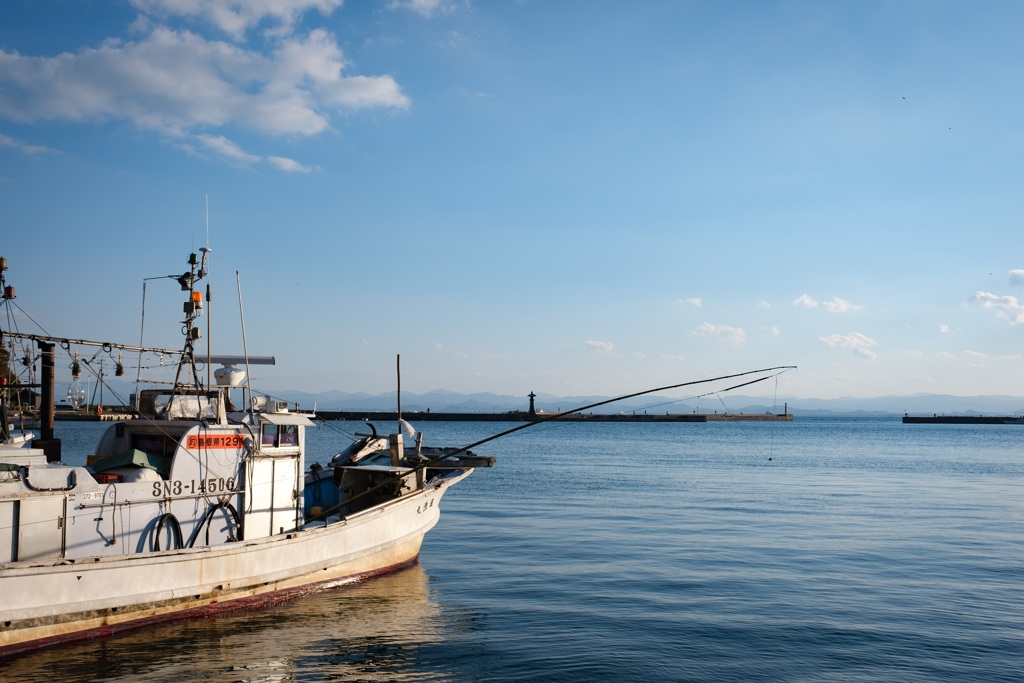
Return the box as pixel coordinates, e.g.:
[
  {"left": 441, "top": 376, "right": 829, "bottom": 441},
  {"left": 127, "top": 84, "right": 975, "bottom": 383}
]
[
  {"left": 585, "top": 340, "right": 614, "bottom": 353},
  {"left": 389, "top": 0, "right": 456, "bottom": 17},
  {"left": 451, "top": 350, "right": 509, "bottom": 360},
  {"left": 969, "top": 291, "right": 1024, "bottom": 324},
  {"left": 1009, "top": 269, "right": 1024, "bottom": 286},
  {"left": 192, "top": 134, "right": 260, "bottom": 165},
  {"left": 0, "top": 133, "right": 56, "bottom": 155},
  {"left": 792, "top": 294, "right": 863, "bottom": 312},
  {"left": 674, "top": 297, "right": 702, "bottom": 307},
  {"left": 819, "top": 332, "right": 878, "bottom": 359},
  {"left": 792, "top": 294, "right": 817, "bottom": 309},
  {"left": 267, "top": 156, "right": 313, "bottom": 173},
  {"left": 693, "top": 322, "right": 746, "bottom": 345},
  {"left": 130, "top": 0, "right": 346, "bottom": 40}
]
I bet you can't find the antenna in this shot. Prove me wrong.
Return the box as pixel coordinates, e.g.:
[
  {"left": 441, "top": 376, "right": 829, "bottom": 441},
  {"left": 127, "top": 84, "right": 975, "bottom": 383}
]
[
  {"left": 201, "top": 250, "right": 212, "bottom": 391},
  {"left": 202, "top": 195, "right": 213, "bottom": 390},
  {"left": 236, "top": 271, "right": 253, "bottom": 412},
  {"left": 205, "top": 193, "right": 210, "bottom": 250},
  {"left": 136, "top": 280, "right": 147, "bottom": 409}
]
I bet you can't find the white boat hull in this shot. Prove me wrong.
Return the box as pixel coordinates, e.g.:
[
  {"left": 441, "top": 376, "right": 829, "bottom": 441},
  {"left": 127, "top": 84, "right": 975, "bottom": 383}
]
[{"left": 0, "top": 470, "right": 468, "bottom": 656}]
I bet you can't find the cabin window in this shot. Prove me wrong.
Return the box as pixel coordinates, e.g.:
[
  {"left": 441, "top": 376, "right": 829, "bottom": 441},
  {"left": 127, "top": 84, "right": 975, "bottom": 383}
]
[
  {"left": 131, "top": 434, "right": 176, "bottom": 460},
  {"left": 280, "top": 425, "right": 298, "bottom": 446},
  {"left": 261, "top": 424, "right": 299, "bottom": 447},
  {"left": 262, "top": 425, "right": 277, "bottom": 446}
]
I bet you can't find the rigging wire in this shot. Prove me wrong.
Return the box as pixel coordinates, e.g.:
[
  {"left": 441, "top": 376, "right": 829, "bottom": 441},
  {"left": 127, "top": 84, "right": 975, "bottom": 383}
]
[
  {"left": 770, "top": 372, "right": 781, "bottom": 460},
  {"left": 4, "top": 299, "right": 51, "bottom": 338},
  {"left": 710, "top": 390, "right": 775, "bottom": 462}
]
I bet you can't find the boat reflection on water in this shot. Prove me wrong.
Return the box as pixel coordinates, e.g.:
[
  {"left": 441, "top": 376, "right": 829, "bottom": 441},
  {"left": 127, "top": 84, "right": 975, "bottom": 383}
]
[{"left": 4, "top": 563, "right": 476, "bottom": 682}]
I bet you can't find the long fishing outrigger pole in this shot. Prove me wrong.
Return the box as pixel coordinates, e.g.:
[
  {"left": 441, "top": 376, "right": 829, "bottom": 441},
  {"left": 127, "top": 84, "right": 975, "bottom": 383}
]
[
  {"left": 423, "top": 364, "right": 796, "bottom": 456},
  {"left": 307, "top": 365, "right": 797, "bottom": 523}
]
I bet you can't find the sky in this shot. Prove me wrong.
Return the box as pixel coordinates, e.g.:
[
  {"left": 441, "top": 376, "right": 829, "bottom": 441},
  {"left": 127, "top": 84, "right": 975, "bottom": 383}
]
[{"left": 1, "top": 0, "right": 1023, "bottom": 402}]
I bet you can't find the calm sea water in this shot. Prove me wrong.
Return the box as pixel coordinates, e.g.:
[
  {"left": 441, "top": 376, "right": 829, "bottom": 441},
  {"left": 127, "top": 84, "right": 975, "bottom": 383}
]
[{"left": 3, "top": 417, "right": 1022, "bottom": 682}]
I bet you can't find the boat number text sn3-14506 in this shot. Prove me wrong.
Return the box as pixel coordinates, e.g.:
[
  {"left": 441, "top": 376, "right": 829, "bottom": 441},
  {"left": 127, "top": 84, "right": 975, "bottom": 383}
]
[{"left": 152, "top": 478, "right": 237, "bottom": 497}]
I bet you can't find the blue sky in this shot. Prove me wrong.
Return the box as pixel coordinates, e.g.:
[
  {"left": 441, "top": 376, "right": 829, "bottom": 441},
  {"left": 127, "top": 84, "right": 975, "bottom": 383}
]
[{"left": 1, "top": 0, "right": 1023, "bottom": 401}]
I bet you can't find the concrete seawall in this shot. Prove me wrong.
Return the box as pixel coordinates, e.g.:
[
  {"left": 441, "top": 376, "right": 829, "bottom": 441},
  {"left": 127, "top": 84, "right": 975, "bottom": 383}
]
[{"left": 902, "top": 415, "right": 1019, "bottom": 424}]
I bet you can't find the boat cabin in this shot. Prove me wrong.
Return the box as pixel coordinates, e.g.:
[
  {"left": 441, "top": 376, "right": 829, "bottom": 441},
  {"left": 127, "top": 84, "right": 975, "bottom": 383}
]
[{"left": 0, "top": 387, "right": 314, "bottom": 563}]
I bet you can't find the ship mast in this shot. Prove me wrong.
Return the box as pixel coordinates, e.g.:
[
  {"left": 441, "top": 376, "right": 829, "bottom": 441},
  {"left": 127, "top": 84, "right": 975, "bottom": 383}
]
[{"left": 169, "top": 250, "right": 211, "bottom": 395}]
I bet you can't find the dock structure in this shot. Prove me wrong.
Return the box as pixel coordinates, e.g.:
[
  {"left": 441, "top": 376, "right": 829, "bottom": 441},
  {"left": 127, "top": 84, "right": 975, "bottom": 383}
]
[
  {"left": 55, "top": 411, "right": 133, "bottom": 421},
  {"left": 902, "top": 415, "right": 1020, "bottom": 424}
]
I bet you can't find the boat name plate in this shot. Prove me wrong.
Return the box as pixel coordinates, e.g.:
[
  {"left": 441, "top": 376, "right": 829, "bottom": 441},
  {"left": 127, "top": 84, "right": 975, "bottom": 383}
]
[{"left": 153, "top": 478, "right": 237, "bottom": 497}]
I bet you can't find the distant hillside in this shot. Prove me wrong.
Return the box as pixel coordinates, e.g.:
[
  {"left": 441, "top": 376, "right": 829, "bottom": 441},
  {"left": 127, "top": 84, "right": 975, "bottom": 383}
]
[{"left": 266, "top": 388, "right": 1024, "bottom": 418}]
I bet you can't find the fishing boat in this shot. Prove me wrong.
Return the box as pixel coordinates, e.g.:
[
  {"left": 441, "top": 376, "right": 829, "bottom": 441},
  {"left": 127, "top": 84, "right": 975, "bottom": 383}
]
[{"left": 0, "top": 252, "right": 492, "bottom": 657}]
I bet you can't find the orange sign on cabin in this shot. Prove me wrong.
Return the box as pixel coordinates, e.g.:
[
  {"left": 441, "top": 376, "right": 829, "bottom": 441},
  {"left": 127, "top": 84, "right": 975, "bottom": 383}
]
[{"left": 186, "top": 434, "right": 245, "bottom": 449}]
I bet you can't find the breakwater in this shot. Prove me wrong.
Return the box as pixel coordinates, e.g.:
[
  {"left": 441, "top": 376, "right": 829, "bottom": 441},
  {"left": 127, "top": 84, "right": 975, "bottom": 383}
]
[{"left": 902, "top": 415, "right": 1021, "bottom": 424}]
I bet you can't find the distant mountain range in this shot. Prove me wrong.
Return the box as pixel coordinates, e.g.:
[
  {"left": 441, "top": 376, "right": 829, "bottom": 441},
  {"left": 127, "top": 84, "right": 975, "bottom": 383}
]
[{"left": 264, "top": 388, "right": 1024, "bottom": 418}]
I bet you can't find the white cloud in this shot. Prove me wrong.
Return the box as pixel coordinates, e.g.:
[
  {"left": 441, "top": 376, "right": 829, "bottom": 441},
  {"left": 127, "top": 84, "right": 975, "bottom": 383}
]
[
  {"left": 821, "top": 297, "right": 861, "bottom": 313},
  {"left": 970, "top": 291, "right": 1024, "bottom": 324},
  {"left": 675, "top": 297, "right": 702, "bottom": 307},
  {"left": 0, "top": 3, "right": 409, "bottom": 172},
  {"left": 792, "top": 294, "right": 863, "bottom": 312},
  {"left": 585, "top": 340, "right": 614, "bottom": 353},
  {"left": 267, "top": 155, "right": 312, "bottom": 172},
  {"left": 186, "top": 135, "right": 314, "bottom": 169},
  {"left": 0, "top": 29, "right": 408, "bottom": 135},
  {"left": 194, "top": 134, "right": 261, "bottom": 164},
  {"left": 757, "top": 300, "right": 771, "bottom": 309},
  {"left": 792, "top": 294, "right": 817, "bottom": 308},
  {"left": 130, "top": 0, "right": 344, "bottom": 40},
  {"left": 693, "top": 322, "right": 747, "bottom": 345},
  {"left": 389, "top": 0, "right": 454, "bottom": 17},
  {"left": 1009, "top": 269, "right": 1024, "bottom": 286},
  {"left": 819, "top": 332, "right": 878, "bottom": 359},
  {"left": 0, "top": 133, "right": 55, "bottom": 155},
  {"left": 939, "top": 324, "right": 951, "bottom": 333}
]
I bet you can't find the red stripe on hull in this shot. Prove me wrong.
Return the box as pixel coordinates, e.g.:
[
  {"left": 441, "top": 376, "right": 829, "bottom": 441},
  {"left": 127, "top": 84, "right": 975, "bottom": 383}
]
[{"left": 0, "top": 555, "right": 420, "bottom": 659}]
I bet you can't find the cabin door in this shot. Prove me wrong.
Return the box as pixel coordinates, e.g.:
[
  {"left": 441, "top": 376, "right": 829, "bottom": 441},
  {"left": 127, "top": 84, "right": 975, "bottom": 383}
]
[
  {"left": 11, "top": 496, "right": 65, "bottom": 561},
  {"left": 244, "top": 456, "right": 300, "bottom": 539}
]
